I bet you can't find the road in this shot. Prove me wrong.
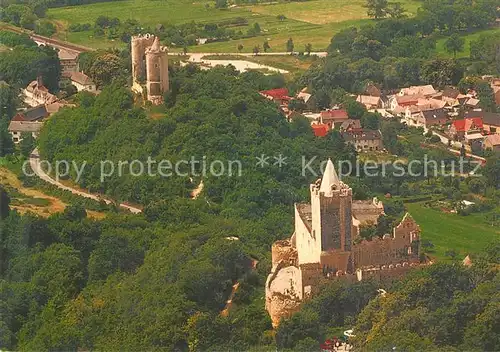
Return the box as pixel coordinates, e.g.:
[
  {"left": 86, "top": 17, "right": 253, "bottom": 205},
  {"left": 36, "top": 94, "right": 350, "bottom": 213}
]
[{"left": 29, "top": 149, "right": 142, "bottom": 214}]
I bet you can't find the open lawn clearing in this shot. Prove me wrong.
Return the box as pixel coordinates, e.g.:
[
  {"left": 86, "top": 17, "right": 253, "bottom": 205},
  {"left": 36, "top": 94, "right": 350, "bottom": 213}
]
[{"left": 406, "top": 202, "right": 499, "bottom": 260}]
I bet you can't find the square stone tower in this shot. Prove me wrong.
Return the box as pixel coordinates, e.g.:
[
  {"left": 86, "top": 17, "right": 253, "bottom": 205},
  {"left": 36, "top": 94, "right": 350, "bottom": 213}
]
[{"left": 310, "top": 159, "right": 353, "bottom": 253}]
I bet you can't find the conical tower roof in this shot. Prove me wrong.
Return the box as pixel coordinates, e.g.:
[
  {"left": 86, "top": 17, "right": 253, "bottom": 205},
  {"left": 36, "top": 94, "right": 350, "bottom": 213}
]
[
  {"left": 150, "top": 36, "right": 161, "bottom": 52},
  {"left": 320, "top": 159, "right": 340, "bottom": 195}
]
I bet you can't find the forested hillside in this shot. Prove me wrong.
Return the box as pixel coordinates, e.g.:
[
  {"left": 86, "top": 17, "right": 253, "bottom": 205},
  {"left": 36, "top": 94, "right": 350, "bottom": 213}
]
[{"left": 38, "top": 66, "right": 355, "bottom": 218}]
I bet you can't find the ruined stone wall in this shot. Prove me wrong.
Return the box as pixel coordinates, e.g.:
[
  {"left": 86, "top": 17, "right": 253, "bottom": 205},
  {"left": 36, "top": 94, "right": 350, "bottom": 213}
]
[
  {"left": 265, "top": 292, "right": 302, "bottom": 328},
  {"left": 131, "top": 34, "right": 155, "bottom": 84},
  {"left": 272, "top": 240, "right": 298, "bottom": 267},
  {"left": 352, "top": 213, "right": 420, "bottom": 267},
  {"left": 265, "top": 264, "right": 303, "bottom": 327}
]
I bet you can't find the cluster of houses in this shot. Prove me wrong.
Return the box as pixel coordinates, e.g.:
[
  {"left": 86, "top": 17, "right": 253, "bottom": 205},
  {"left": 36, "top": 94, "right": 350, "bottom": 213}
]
[
  {"left": 261, "top": 78, "right": 500, "bottom": 154},
  {"left": 381, "top": 80, "right": 500, "bottom": 152},
  {"left": 259, "top": 87, "right": 385, "bottom": 153},
  {"left": 7, "top": 48, "right": 97, "bottom": 144}
]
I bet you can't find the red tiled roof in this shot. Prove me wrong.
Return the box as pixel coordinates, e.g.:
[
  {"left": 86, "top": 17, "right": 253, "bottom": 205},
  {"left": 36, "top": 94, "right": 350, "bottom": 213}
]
[
  {"left": 320, "top": 109, "right": 349, "bottom": 120},
  {"left": 453, "top": 118, "right": 483, "bottom": 132},
  {"left": 396, "top": 95, "right": 420, "bottom": 106},
  {"left": 311, "top": 124, "right": 329, "bottom": 137},
  {"left": 259, "top": 88, "right": 289, "bottom": 100}
]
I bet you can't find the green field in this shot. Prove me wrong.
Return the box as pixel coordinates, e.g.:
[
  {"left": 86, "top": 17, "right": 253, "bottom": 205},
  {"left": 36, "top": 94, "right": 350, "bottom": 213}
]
[
  {"left": 406, "top": 202, "right": 499, "bottom": 260},
  {"left": 46, "top": 0, "right": 422, "bottom": 52},
  {"left": 436, "top": 27, "right": 500, "bottom": 58}
]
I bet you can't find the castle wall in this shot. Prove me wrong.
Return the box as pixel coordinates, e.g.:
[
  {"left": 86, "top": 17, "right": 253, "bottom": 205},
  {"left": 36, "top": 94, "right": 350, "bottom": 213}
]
[
  {"left": 320, "top": 251, "right": 352, "bottom": 274},
  {"left": 353, "top": 214, "right": 420, "bottom": 267},
  {"left": 295, "top": 204, "right": 321, "bottom": 265}
]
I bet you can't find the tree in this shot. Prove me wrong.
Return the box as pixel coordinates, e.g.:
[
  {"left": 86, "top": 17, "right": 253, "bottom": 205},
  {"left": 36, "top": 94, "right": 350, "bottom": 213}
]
[
  {"left": 19, "top": 12, "right": 37, "bottom": 30},
  {"left": 305, "top": 43, "right": 312, "bottom": 55},
  {"left": 361, "top": 112, "right": 381, "bottom": 130},
  {"left": 476, "top": 81, "right": 497, "bottom": 112},
  {"left": 0, "top": 185, "right": 10, "bottom": 219},
  {"left": 365, "top": 0, "right": 388, "bottom": 19},
  {"left": 215, "top": 0, "right": 228, "bottom": 9},
  {"left": 253, "top": 22, "right": 261, "bottom": 34},
  {"left": 0, "top": 82, "right": 17, "bottom": 121},
  {"left": 237, "top": 44, "right": 243, "bottom": 53},
  {"left": 35, "top": 20, "right": 56, "bottom": 37},
  {"left": 0, "top": 119, "right": 14, "bottom": 157},
  {"left": 253, "top": 45, "right": 260, "bottom": 56},
  {"left": 444, "top": 33, "right": 465, "bottom": 58},
  {"left": 88, "top": 53, "right": 124, "bottom": 87},
  {"left": 19, "top": 133, "right": 35, "bottom": 157},
  {"left": 345, "top": 99, "right": 367, "bottom": 119},
  {"left": 460, "top": 143, "right": 466, "bottom": 158},
  {"left": 387, "top": 2, "right": 405, "bottom": 18},
  {"left": 286, "top": 38, "right": 294, "bottom": 54},
  {"left": 263, "top": 41, "right": 270, "bottom": 53}
]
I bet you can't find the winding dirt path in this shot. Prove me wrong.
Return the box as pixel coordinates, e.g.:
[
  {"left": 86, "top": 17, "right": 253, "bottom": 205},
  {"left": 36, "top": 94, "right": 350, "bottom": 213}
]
[
  {"left": 0, "top": 166, "right": 105, "bottom": 219},
  {"left": 29, "top": 149, "right": 142, "bottom": 214}
]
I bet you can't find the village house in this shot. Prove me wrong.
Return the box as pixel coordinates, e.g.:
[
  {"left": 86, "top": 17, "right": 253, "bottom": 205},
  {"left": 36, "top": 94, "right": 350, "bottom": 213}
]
[
  {"left": 296, "top": 88, "right": 312, "bottom": 105},
  {"left": 364, "top": 83, "right": 381, "bottom": 97},
  {"left": 466, "top": 111, "right": 500, "bottom": 134},
  {"left": 23, "top": 77, "right": 58, "bottom": 107},
  {"left": 389, "top": 94, "right": 420, "bottom": 111},
  {"left": 464, "top": 98, "right": 480, "bottom": 109},
  {"left": 356, "top": 95, "right": 382, "bottom": 109},
  {"left": 450, "top": 118, "right": 483, "bottom": 140},
  {"left": 342, "top": 129, "right": 383, "bottom": 151},
  {"left": 441, "top": 87, "right": 462, "bottom": 107},
  {"left": 11, "top": 105, "right": 48, "bottom": 123},
  {"left": 340, "top": 119, "right": 361, "bottom": 132},
  {"left": 400, "top": 98, "right": 448, "bottom": 126},
  {"left": 45, "top": 101, "right": 74, "bottom": 115},
  {"left": 8, "top": 120, "right": 43, "bottom": 143},
  {"left": 311, "top": 123, "right": 329, "bottom": 137},
  {"left": 68, "top": 71, "right": 97, "bottom": 93},
  {"left": 320, "top": 109, "right": 349, "bottom": 128},
  {"left": 399, "top": 84, "right": 436, "bottom": 97},
  {"left": 259, "top": 88, "right": 291, "bottom": 107},
  {"left": 417, "top": 109, "right": 448, "bottom": 129},
  {"left": 483, "top": 134, "right": 500, "bottom": 151},
  {"left": 489, "top": 78, "right": 500, "bottom": 105}
]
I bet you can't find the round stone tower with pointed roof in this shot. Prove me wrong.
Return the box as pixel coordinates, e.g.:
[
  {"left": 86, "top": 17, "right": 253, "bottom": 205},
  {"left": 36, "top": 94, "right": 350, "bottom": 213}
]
[
  {"left": 130, "top": 34, "right": 169, "bottom": 105},
  {"left": 145, "top": 36, "right": 169, "bottom": 105}
]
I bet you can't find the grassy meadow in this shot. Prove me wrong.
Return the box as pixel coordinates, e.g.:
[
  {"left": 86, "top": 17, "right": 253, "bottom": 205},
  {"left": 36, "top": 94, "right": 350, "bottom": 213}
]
[
  {"left": 436, "top": 26, "right": 500, "bottom": 58},
  {"left": 46, "top": 0, "right": 422, "bottom": 52},
  {"left": 406, "top": 202, "right": 499, "bottom": 260}
]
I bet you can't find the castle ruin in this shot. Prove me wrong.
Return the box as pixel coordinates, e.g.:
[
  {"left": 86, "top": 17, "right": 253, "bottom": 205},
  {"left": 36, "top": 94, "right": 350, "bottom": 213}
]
[
  {"left": 131, "top": 34, "right": 169, "bottom": 105},
  {"left": 265, "top": 159, "right": 423, "bottom": 327}
]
